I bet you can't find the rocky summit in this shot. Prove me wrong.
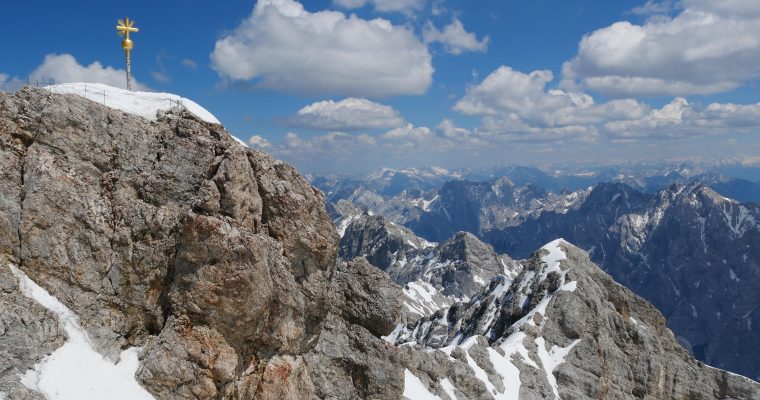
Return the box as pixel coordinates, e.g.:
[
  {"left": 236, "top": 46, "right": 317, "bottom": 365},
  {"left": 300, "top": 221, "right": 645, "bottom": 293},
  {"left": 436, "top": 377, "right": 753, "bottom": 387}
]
[
  {"left": 0, "top": 88, "right": 759, "bottom": 399},
  {"left": 392, "top": 240, "right": 760, "bottom": 400},
  {"left": 0, "top": 87, "right": 402, "bottom": 399}
]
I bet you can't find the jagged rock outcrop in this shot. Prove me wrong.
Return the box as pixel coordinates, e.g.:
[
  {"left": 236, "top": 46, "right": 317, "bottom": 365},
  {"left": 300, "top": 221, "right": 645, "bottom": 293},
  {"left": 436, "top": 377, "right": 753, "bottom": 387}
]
[
  {"left": 485, "top": 181, "right": 760, "bottom": 380},
  {"left": 322, "top": 176, "right": 590, "bottom": 244},
  {"left": 0, "top": 87, "right": 402, "bottom": 399},
  {"left": 338, "top": 213, "right": 520, "bottom": 319},
  {"left": 3, "top": 87, "right": 758, "bottom": 400},
  {"left": 394, "top": 240, "right": 760, "bottom": 400}
]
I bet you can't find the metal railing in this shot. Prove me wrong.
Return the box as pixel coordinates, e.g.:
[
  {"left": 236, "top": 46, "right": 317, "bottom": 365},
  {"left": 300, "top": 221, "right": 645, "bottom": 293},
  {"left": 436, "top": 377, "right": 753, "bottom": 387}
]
[{"left": 0, "top": 79, "right": 187, "bottom": 110}]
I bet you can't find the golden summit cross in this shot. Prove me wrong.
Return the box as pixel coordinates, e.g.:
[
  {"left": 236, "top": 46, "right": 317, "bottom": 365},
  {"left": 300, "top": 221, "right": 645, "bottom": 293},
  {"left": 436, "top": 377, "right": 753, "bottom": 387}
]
[{"left": 116, "top": 18, "right": 139, "bottom": 90}]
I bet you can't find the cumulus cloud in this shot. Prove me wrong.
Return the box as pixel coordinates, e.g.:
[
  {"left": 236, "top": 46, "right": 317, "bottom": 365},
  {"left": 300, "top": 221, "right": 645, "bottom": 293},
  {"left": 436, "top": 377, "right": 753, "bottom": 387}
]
[
  {"left": 28, "top": 54, "right": 148, "bottom": 91},
  {"left": 453, "top": 65, "right": 760, "bottom": 143},
  {"left": 248, "top": 135, "right": 272, "bottom": 149},
  {"left": 285, "top": 98, "right": 405, "bottom": 130},
  {"left": 563, "top": 1, "right": 760, "bottom": 97},
  {"left": 605, "top": 98, "right": 760, "bottom": 139},
  {"left": 435, "top": 118, "right": 472, "bottom": 139},
  {"left": 211, "top": 0, "right": 433, "bottom": 97},
  {"left": 454, "top": 66, "right": 647, "bottom": 142},
  {"left": 423, "top": 18, "right": 489, "bottom": 55},
  {"left": 0, "top": 73, "right": 13, "bottom": 91},
  {"left": 332, "top": 0, "right": 425, "bottom": 13}
]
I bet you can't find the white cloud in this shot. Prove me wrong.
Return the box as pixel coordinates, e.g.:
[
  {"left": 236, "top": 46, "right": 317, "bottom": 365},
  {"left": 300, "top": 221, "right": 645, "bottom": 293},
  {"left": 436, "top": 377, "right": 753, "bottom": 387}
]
[
  {"left": 423, "top": 18, "right": 489, "bottom": 55},
  {"left": 605, "top": 98, "right": 760, "bottom": 138},
  {"left": 332, "top": 0, "right": 425, "bottom": 14},
  {"left": 628, "top": 0, "right": 677, "bottom": 16},
  {"left": 248, "top": 135, "right": 271, "bottom": 149},
  {"left": 453, "top": 64, "right": 760, "bottom": 142},
  {"left": 211, "top": 0, "right": 433, "bottom": 97},
  {"left": 563, "top": 1, "right": 760, "bottom": 97},
  {"left": 28, "top": 54, "right": 148, "bottom": 91},
  {"left": 180, "top": 59, "right": 198, "bottom": 70},
  {"left": 454, "top": 66, "right": 647, "bottom": 142},
  {"left": 286, "top": 98, "right": 405, "bottom": 130},
  {"left": 383, "top": 123, "right": 433, "bottom": 140},
  {"left": 0, "top": 73, "right": 13, "bottom": 91},
  {"left": 435, "top": 118, "right": 471, "bottom": 139}
]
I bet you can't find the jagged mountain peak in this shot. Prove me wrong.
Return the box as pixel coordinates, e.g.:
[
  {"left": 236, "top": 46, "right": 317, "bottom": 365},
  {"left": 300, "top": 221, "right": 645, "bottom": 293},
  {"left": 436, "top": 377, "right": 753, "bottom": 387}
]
[
  {"left": 0, "top": 87, "right": 406, "bottom": 399},
  {"left": 394, "top": 239, "right": 760, "bottom": 399}
]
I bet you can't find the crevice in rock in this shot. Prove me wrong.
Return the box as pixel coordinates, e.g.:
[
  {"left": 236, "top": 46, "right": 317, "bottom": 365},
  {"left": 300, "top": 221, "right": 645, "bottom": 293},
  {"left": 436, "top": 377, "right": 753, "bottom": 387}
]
[
  {"left": 15, "top": 89, "right": 50, "bottom": 268},
  {"left": 157, "top": 219, "right": 183, "bottom": 332}
]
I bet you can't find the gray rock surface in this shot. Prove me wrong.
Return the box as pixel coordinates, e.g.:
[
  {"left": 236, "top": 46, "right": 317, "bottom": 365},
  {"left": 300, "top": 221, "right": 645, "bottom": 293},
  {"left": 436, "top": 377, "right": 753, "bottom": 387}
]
[
  {"left": 486, "top": 181, "right": 760, "bottom": 380},
  {"left": 0, "top": 87, "right": 400, "bottom": 399},
  {"left": 395, "top": 241, "right": 760, "bottom": 399},
  {"left": 339, "top": 213, "right": 520, "bottom": 319},
  {"left": 2, "top": 87, "right": 758, "bottom": 400}
]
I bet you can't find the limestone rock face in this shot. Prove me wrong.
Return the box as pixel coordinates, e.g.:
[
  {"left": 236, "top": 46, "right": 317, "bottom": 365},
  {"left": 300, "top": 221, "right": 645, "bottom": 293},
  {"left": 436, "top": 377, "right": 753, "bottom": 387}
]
[
  {"left": 2, "top": 87, "right": 759, "bottom": 400},
  {"left": 339, "top": 213, "right": 521, "bottom": 320},
  {"left": 394, "top": 241, "right": 760, "bottom": 400},
  {"left": 0, "top": 87, "right": 400, "bottom": 399}
]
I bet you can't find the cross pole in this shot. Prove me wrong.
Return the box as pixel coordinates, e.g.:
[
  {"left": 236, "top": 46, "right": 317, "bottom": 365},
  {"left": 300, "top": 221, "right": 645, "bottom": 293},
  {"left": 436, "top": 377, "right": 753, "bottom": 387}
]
[{"left": 116, "top": 18, "right": 139, "bottom": 90}]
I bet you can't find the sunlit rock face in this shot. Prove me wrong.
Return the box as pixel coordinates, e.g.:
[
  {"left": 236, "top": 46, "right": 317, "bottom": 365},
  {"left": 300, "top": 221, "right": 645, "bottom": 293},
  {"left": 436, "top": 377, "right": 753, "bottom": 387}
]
[
  {"left": 1, "top": 87, "right": 758, "bottom": 400},
  {"left": 0, "top": 87, "right": 401, "bottom": 399}
]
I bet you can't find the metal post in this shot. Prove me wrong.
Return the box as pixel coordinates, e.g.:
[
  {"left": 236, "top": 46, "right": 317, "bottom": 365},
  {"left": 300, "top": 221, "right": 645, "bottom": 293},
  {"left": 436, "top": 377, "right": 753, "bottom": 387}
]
[{"left": 126, "top": 51, "right": 132, "bottom": 91}]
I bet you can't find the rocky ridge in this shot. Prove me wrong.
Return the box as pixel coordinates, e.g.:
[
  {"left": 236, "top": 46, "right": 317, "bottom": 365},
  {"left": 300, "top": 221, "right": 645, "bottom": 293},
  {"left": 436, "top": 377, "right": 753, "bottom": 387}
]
[
  {"left": 0, "top": 87, "right": 402, "bottom": 399},
  {"left": 323, "top": 177, "right": 590, "bottom": 243},
  {"left": 338, "top": 213, "right": 520, "bottom": 319},
  {"left": 485, "top": 181, "right": 760, "bottom": 380},
  {"left": 393, "top": 240, "right": 760, "bottom": 400},
  {"left": 1, "top": 87, "right": 758, "bottom": 400}
]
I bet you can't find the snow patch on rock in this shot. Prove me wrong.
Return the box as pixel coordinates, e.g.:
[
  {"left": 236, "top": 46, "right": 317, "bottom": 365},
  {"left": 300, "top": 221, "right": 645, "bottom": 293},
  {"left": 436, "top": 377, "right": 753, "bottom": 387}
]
[
  {"left": 7, "top": 263, "right": 155, "bottom": 400},
  {"left": 404, "top": 369, "right": 441, "bottom": 400},
  {"left": 47, "top": 82, "right": 220, "bottom": 124}
]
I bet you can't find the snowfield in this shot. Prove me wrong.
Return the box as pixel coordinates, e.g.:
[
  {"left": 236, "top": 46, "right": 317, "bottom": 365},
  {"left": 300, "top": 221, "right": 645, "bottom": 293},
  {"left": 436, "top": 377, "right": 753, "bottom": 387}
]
[
  {"left": 7, "top": 263, "right": 155, "bottom": 400},
  {"left": 45, "top": 83, "right": 256, "bottom": 149},
  {"left": 47, "top": 83, "right": 220, "bottom": 124}
]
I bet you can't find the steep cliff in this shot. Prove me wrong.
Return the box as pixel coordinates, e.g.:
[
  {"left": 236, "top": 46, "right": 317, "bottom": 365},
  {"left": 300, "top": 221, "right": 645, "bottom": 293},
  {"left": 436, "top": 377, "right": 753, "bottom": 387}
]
[{"left": 0, "top": 87, "right": 402, "bottom": 399}]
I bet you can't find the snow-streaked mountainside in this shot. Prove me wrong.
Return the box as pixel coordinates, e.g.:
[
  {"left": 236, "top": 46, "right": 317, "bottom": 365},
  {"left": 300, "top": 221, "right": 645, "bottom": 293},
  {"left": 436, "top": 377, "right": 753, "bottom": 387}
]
[
  {"left": 7, "top": 263, "right": 154, "bottom": 400},
  {"left": 337, "top": 213, "right": 521, "bottom": 320},
  {"left": 393, "top": 239, "right": 760, "bottom": 399},
  {"left": 486, "top": 181, "right": 760, "bottom": 380},
  {"left": 328, "top": 166, "right": 760, "bottom": 381},
  {"left": 326, "top": 177, "right": 591, "bottom": 243}
]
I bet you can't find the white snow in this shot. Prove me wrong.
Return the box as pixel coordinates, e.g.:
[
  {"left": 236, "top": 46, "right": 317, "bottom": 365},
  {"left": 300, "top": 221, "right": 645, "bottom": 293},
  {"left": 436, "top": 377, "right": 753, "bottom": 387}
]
[
  {"left": 535, "top": 337, "right": 581, "bottom": 399},
  {"left": 0, "top": 392, "right": 6, "bottom": 400},
  {"left": 463, "top": 349, "right": 497, "bottom": 396},
  {"left": 538, "top": 239, "right": 568, "bottom": 282},
  {"left": 336, "top": 214, "right": 360, "bottom": 237},
  {"left": 7, "top": 263, "right": 155, "bottom": 400},
  {"left": 729, "top": 269, "right": 740, "bottom": 282},
  {"left": 439, "top": 378, "right": 458, "bottom": 400},
  {"left": 421, "top": 195, "right": 439, "bottom": 212},
  {"left": 403, "top": 281, "right": 444, "bottom": 317},
  {"left": 404, "top": 369, "right": 441, "bottom": 400},
  {"left": 47, "top": 82, "right": 220, "bottom": 124},
  {"left": 383, "top": 323, "right": 405, "bottom": 344}
]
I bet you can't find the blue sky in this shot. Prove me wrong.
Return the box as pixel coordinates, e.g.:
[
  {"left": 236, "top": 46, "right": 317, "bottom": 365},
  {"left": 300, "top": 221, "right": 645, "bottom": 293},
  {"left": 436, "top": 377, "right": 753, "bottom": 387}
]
[{"left": 2, "top": 0, "right": 760, "bottom": 174}]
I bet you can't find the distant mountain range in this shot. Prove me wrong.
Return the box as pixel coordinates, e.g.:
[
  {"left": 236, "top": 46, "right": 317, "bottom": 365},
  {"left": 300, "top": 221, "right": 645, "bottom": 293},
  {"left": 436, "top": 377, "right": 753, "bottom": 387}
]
[
  {"left": 323, "top": 166, "right": 760, "bottom": 381},
  {"left": 484, "top": 182, "right": 760, "bottom": 380}
]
